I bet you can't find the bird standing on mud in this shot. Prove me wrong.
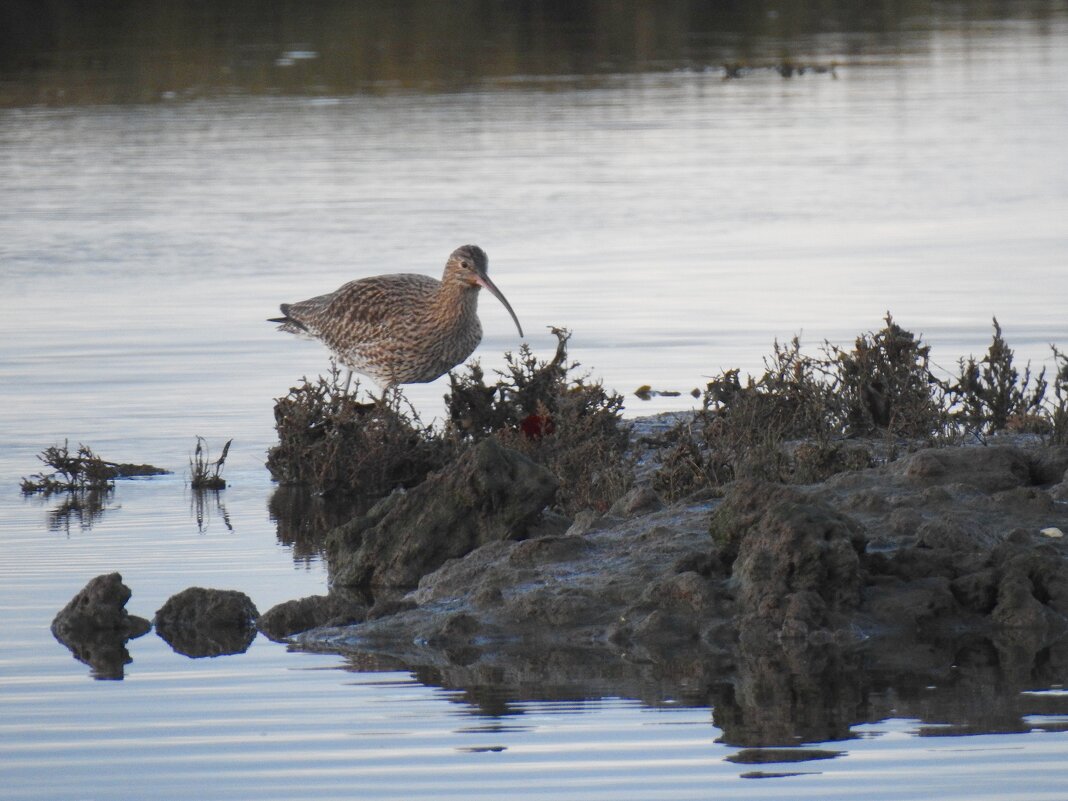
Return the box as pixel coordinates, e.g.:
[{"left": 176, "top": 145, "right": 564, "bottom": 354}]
[{"left": 270, "top": 245, "right": 524, "bottom": 392}]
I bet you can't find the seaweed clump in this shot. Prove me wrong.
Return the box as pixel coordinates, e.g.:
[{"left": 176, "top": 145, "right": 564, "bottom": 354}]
[
  {"left": 446, "top": 327, "right": 631, "bottom": 515},
  {"left": 21, "top": 440, "right": 169, "bottom": 495},
  {"left": 266, "top": 365, "right": 451, "bottom": 498},
  {"left": 827, "top": 312, "right": 946, "bottom": 438}
]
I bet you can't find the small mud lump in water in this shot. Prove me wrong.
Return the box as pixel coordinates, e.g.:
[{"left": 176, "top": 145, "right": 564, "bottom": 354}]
[
  {"left": 155, "top": 587, "right": 259, "bottom": 658},
  {"left": 51, "top": 572, "right": 151, "bottom": 680}
]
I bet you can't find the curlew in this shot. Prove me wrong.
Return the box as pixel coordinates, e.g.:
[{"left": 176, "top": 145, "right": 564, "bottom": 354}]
[{"left": 269, "top": 244, "right": 523, "bottom": 392}]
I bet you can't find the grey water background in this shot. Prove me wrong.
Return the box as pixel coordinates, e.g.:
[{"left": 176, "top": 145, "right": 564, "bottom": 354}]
[{"left": 2, "top": 2, "right": 1068, "bottom": 799}]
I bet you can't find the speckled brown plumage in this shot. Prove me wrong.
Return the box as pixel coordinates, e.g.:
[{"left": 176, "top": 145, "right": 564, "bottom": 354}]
[{"left": 270, "top": 245, "right": 523, "bottom": 390}]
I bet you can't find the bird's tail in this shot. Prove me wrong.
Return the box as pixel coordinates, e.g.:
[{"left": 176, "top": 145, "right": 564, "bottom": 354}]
[{"left": 268, "top": 304, "right": 310, "bottom": 335}]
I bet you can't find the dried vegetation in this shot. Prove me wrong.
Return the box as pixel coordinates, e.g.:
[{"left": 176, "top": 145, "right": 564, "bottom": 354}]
[
  {"left": 21, "top": 440, "right": 168, "bottom": 495},
  {"left": 267, "top": 329, "right": 630, "bottom": 515},
  {"left": 268, "top": 317, "right": 1066, "bottom": 515},
  {"left": 654, "top": 314, "right": 1067, "bottom": 500},
  {"left": 189, "top": 437, "right": 232, "bottom": 490},
  {"left": 446, "top": 327, "right": 631, "bottom": 514},
  {"left": 266, "top": 365, "right": 449, "bottom": 499}
]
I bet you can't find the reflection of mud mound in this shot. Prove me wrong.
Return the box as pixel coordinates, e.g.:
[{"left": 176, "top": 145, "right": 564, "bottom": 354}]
[
  {"left": 155, "top": 587, "right": 259, "bottom": 658},
  {"left": 51, "top": 573, "right": 151, "bottom": 679},
  {"left": 268, "top": 487, "right": 370, "bottom": 564},
  {"left": 301, "top": 629, "right": 1068, "bottom": 748},
  {"left": 715, "top": 641, "right": 865, "bottom": 746}
]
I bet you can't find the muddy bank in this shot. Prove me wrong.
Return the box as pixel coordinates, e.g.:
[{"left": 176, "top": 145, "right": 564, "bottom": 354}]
[{"left": 275, "top": 423, "right": 1068, "bottom": 741}]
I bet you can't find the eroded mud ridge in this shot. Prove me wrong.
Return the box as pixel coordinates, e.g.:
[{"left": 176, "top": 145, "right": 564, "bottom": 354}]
[{"left": 268, "top": 431, "right": 1068, "bottom": 741}]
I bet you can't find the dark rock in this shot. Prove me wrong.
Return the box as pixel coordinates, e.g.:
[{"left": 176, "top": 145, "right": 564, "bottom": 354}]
[
  {"left": 51, "top": 573, "right": 151, "bottom": 680},
  {"left": 989, "top": 541, "right": 1068, "bottom": 629},
  {"left": 951, "top": 568, "right": 1000, "bottom": 614},
  {"left": 275, "top": 430, "right": 1068, "bottom": 745},
  {"left": 901, "top": 446, "right": 1032, "bottom": 493},
  {"left": 52, "top": 572, "right": 150, "bottom": 637},
  {"left": 155, "top": 587, "right": 259, "bottom": 658},
  {"left": 915, "top": 514, "right": 999, "bottom": 551},
  {"left": 326, "top": 438, "right": 559, "bottom": 588},
  {"left": 1029, "top": 447, "right": 1068, "bottom": 486},
  {"left": 992, "top": 569, "right": 1055, "bottom": 632},
  {"left": 864, "top": 576, "right": 958, "bottom": 630},
  {"left": 258, "top": 593, "right": 368, "bottom": 642}
]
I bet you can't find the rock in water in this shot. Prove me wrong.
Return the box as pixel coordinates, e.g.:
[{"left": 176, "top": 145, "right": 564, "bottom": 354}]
[
  {"left": 51, "top": 572, "right": 151, "bottom": 680},
  {"left": 258, "top": 593, "right": 369, "bottom": 642},
  {"left": 327, "top": 437, "right": 559, "bottom": 588},
  {"left": 155, "top": 587, "right": 259, "bottom": 658}
]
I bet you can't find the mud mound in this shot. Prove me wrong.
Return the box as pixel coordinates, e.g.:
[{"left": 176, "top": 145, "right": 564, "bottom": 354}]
[{"left": 326, "top": 438, "right": 559, "bottom": 588}]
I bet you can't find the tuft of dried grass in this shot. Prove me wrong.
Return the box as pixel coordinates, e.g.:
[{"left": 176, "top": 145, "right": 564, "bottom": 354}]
[
  {"left": 949, "top": 317, "right": 1048, "bottom": 436},
  {"left": 190, "top": 437, "right": 232, "bottom": 490},
  {"left": 826, "top": 312, "right": 947, "bottom": 439}
]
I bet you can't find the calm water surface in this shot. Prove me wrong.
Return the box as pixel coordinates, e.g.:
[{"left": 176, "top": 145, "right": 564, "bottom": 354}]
[{"left": 2, "top": 6, "right": 1068, "bottom": 800}]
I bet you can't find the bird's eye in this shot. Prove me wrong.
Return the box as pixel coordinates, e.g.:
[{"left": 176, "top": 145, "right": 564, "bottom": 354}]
[{"left": 460, "top": 260, "right": 471, "bottom": 270}]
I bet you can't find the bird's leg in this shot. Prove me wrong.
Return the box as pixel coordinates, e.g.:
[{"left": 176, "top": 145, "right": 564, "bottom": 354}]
[{"left": 343, "top": 369, "right": 353, "bottom": 395}]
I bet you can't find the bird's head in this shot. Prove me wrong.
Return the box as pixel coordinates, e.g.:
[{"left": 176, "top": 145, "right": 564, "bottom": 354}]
[{"left": 446, "top": 244, "right": 524, "bottom": 338}]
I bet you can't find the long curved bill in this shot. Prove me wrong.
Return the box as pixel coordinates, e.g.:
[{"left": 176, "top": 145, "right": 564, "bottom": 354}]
[{"left": 474, "top": 270, "right": 524, "bottom": 338}]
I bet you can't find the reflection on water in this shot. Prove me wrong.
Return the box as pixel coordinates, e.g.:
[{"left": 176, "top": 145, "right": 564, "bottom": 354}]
[
  {"left": 269, "top": 486, "right": 371, "bottom": 563},
  {"left": 7, "top": 0, "right": 1062, "bottom": 107},
  {"left": 190, "top": 486, "right": 233, "bottom": 533},
  {"left": 51, "top": 614, "right": 150, "bottom": 681},
  {"left": 34, "top": 486, "right": 114, "bottom": 533},
  {"left": 329, "top": 625, "right": 1068, "bottom": 750}
]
